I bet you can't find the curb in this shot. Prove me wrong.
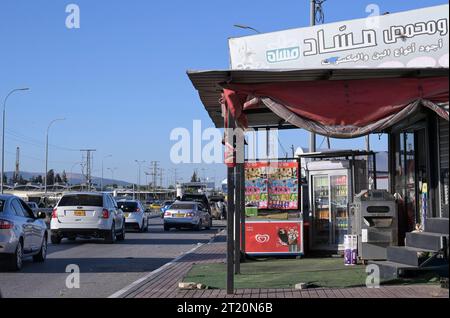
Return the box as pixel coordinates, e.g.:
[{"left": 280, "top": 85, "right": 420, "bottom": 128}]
[{"left": 108, "top": 229, "right": 226, "bottom": 298}]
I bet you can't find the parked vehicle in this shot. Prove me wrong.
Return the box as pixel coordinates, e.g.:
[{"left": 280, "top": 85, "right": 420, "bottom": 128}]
[
  {"left": 0, "top": 195, "right": 48, "bottom": 271},
  {"left": 160, "top": 200, "right": 174, "bottom": 218},
  {"left": 50, "top": 192, "right": 125, "bottom": 244},
  {"left": 26, "top": 202, "right": 39, "bottom": 210},
  {"left": 149, "top": 201, "right": 162, "bottom": 210},
  {"left": 116, "top": 199, "right": 148, "bottom": 232},
  {"left": 208, "top": 195, "right": 226, "bottom": 220},
  {"left": 163, "top": 201, "right": 212, "bottom": 231}
]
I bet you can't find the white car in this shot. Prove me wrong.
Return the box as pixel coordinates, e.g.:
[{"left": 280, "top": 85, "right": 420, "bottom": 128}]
[
  {"left": 50, "top": 192, "right": 126, "bottom": 244},
  {"left": 116, "top": 199, "right": 148, "bottom": 232}
]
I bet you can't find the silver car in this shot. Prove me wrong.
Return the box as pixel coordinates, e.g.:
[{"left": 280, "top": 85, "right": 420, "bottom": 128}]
[
  {"left": 0, "top": 195, "right": 48, "bottom": 271},
  {"left": 163, "top": 201, "right": 212, "bottom": 231}
]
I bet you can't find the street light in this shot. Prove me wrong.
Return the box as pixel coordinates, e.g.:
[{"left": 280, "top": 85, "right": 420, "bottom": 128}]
[
  {"left": 70, "top": 161, "right": 83, "bottom": 186},
  {"left": 107, "top": 167, "right": 118, "bottom": 189},
  {"left": 233, "top": 24, "right": 261, "bottom": 34},
  {"left": 135, "top": 160, "right": 146, "bottom": 199},
  {"left": 44, "top": 118, "right": 66, "bottom": 193},
  {"left": 1, "top": 87, "right": 29, "bottom": 194},
  {"left": 101, "top": 154, "right": 112, "bottom": 191}
]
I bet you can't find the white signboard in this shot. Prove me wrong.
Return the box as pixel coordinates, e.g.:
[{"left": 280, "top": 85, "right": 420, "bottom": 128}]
[{"left": 229, "top": 5, "right": 449, "bottom": 69}]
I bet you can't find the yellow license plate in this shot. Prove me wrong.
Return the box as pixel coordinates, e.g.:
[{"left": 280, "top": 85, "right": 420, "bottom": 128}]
[
  {"left": 74, "top": 210, "right": 86, "bottom": 217},
  {"left": 176, "top": 214, "right": 185, "bottom": 218}
]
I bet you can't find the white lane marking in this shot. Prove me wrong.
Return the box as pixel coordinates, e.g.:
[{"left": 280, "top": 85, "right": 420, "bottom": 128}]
[{"left": 108, "top": 229, "right": 224, "bottom": 298}]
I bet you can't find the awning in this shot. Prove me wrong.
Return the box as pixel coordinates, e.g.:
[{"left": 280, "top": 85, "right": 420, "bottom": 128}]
[{"left": 187, "top": 68, "right": 449, "bottom": 138}]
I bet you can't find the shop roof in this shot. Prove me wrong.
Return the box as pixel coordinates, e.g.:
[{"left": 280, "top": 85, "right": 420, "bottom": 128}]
[
  {"left": 187, "top": 68, "right": 449, "bottom": 129},
  {"left": 297, "top": 149, "right": 375, "bottom": 159}
]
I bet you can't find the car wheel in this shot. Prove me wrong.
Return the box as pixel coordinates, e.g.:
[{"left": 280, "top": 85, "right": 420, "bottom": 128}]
[
  {"left": 33, "top": 237, "right": 47, "bottom": 262},
  {"left": 117, "top": 224, "right": 126, "bottom": 241},
  {"left": 193, "top": 220, "right": 201, "bottom": 231},
  {"left": 142, "top": 220, "right": 148, "bottom": 232},
  {"left": 105, "top": 223, "right": 116, "bottom": 244},
  {"left": 9, "top": 241, "right": 23, "bottom": 271},
  {"left": 50, "top": 233, "right": 62, "bottom": 245},
  {"left": 205, "top": 217, "right": 212, "bottom": 230},
  {"left": 163, "top": 224, "right": 170, "bottom": 232}
]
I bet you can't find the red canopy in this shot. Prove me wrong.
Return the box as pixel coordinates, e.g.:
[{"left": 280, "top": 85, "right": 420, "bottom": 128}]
[{"left": 222, "top": 76, "right": 449, "bottom": 138}]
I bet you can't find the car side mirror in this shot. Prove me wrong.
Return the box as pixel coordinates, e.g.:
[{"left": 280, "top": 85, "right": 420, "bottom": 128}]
[{"left": 37, "top": 211, "right": 47, "bottom": 219}]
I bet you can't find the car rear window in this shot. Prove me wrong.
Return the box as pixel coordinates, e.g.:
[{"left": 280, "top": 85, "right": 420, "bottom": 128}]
[
  {"left": 117, "top": 202, "right": 138, "bottom": 212},
  {"left": 170, "top": 203, "right": 196, "bottom": 210},
  {"left": 58, "top": 195, "right": 103, "bottom": 207},
  {"left": 0, "top": 200, "right": 4, "bottom": 212}
]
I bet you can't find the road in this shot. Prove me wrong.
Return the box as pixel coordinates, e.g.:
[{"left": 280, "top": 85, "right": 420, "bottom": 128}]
[{"left": 0, "top": 217, "right": 224, "bottom": 298}]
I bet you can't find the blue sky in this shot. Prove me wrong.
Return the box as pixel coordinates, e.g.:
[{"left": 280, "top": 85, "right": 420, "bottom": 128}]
[{"left": 0, "top": 0, "right": 447, "bottom": 185}]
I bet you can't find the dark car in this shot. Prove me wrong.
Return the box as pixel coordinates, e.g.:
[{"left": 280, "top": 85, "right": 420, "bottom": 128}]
[{"left": 181, "top": 194, "right": 211, "bottom": 214}]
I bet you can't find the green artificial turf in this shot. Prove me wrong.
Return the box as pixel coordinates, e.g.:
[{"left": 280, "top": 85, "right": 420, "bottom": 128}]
[
  {"left": 184, "top": 258, "right": 368, "bottom": 289},
  {"left": 184, "top": 258, "right": 442, "bottom": 289}
]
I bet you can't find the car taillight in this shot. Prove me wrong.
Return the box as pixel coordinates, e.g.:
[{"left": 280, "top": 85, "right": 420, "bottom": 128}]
[
  {"left": 0, "top": 219, "right": 13, "bottom": 230},
  {"left": 52, "top": 208, "right": 58, "bottom": 219},
  {"left": 186, "top": 213, "right": 195, "bottom": 217},
  {"left": 135, "top": 208, "right": 141, "bottom": 212},
  {"left": 164, "top": 211, "right": 171, "bottom": 217},
  {"left": 102, "top": 209, "right": 109, "bottom": 219}
]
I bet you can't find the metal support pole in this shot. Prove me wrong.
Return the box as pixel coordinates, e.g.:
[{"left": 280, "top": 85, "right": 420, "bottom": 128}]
[
  {"left": 373, "top": 152, "right": 378, "bottom": 190},
  {"left": 227, "top": 166, "right": 235, "bottom": 294},
  {"left": 366, "top": 135, "right": 371, "bottom": 189},
  {"left": 226, "top": 108, "right": 235, "bottom": 295},
  {"left": 240, "top": 163, "right": 246, "bottom": 260},
  {"left": 234, "top": 164, "right": 241, "bottom": 274}
]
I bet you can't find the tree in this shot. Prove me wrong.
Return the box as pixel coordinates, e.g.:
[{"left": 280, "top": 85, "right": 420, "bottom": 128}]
[
  {"left": 47, "top": 169, "right": 55, "bottom": 186},
  {"left": 55, "top": 173, "right": 63, "bottom": 184},
  {"left": 61, "top": 170, "right": 68, "bottom": 184},
  {"left": 18, "top": 175, "right": 27, "bottom": 185},
  {"left": 191, "top": 171, "right": 200, "bottom": 183},
  {"left": 36, "top": 175, "right": 43, "bottom": 184}
]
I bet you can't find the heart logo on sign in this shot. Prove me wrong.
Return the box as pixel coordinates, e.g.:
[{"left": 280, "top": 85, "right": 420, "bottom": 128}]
[{"left": 255, "top": 234, "right": 270, "bottom": 244}]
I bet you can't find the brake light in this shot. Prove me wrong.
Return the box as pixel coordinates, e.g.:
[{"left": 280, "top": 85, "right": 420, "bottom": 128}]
[
  {"left": 186, "top": 213, "right": 195, "bottom": 217},
  {"left": 52, "top": 208, "right": 58, "bottom": 219},
  {"left": 0, "top": 219, "right": 14, "bottom": 230},
  {"left": 135, "top": 208, "right": 141, "bottom": 213},
  {"left": 102, "top": 209, "right": 109, "bottom": 219},
  {"left": 164, "top": 211, "right": 171, "bottom": 217}
]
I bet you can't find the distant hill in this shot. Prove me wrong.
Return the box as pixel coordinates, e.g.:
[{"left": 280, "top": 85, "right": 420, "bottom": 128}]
[{"left": 5, "top": 171, "right": 132, "bottom": 187}]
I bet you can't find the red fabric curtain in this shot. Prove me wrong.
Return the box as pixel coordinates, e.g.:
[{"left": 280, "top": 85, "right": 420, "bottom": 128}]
[{"left": 222, "top": 76, "right": 449, "bottom": 138}]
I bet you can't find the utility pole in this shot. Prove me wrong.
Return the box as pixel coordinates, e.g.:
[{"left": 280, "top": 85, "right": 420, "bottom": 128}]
[
  {"left": 159, "top": 168, "right": 164, "bottom": 189},
  {"left": 309, "top": 0, "right": 329, "bottom": 152},
  {"left": 80, "top": 149, "right": 96, "bottom": 191},
  {"left": 150, "top": 161, "right": 160, "bottom": 191},
  {"left": 309, "top": 0, "right": 317, "bottom": 153}
]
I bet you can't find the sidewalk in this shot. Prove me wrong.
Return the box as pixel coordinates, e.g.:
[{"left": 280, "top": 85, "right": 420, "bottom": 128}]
[{"left": 116, "top": 233, "right": 449, "bottom": 299}]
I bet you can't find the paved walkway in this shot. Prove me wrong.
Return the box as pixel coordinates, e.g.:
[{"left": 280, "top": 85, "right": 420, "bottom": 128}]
[{"left": 116, "top": 232, "right": 449, "bottom": 299}]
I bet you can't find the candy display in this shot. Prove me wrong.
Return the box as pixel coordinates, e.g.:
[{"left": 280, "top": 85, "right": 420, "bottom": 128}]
[{"left": 245, "top": 161, "right": 299, "bottom": 211}]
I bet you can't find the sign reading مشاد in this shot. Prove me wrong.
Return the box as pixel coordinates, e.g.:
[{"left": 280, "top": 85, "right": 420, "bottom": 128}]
[{"left": 229, "top": 4, "right": 449, "bottom": 69}]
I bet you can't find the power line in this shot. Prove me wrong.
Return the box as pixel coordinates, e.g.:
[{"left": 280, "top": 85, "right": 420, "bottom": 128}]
[{"left": 5, "top": 129, "right": 79, "bottom": 152}]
